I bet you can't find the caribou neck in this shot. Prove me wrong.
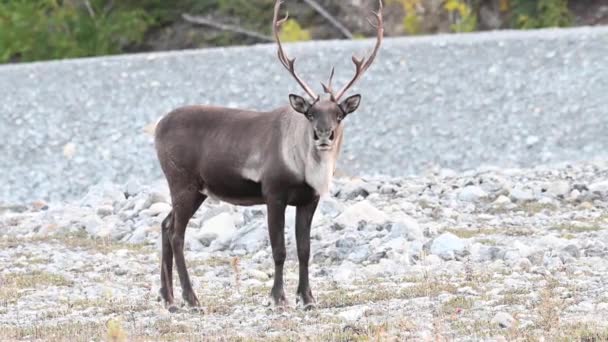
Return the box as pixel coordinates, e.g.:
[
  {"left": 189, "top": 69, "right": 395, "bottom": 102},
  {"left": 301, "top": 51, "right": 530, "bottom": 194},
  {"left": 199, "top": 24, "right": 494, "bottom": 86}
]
[{"left": 280, "top": 111, "right": 343, "bottom": 196}]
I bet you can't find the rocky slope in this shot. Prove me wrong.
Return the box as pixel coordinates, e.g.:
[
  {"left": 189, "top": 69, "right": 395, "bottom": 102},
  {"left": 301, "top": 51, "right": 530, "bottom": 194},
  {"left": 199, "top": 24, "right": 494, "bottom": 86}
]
[{"left": 2, "top": 160, "right": 608, "bottom": 340}]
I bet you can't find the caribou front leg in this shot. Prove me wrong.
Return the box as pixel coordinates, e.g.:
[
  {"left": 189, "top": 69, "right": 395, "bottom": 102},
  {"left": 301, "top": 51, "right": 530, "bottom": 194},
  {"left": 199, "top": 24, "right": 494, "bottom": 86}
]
[
  {"left": 295, "top": 196, "right": 319, "bottom": 309},
  {"left": 266, "top": 197, "right": 288, "bottom": 307}
]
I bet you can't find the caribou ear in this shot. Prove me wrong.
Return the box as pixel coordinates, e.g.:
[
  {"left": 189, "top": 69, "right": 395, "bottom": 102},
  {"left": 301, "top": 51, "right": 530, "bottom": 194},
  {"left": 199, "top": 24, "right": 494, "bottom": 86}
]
[
  {"left": 339, "top": 94, "right": 361, "bottom": 115},
  {"left": 289, "top": 94, "right": 312, "bottom": 114}
]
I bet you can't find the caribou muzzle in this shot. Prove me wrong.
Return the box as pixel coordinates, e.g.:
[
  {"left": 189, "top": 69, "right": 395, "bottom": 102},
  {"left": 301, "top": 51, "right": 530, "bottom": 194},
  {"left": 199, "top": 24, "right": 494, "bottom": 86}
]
[{"left": 313, "top": 128, "right": 335, "bottom": 150}]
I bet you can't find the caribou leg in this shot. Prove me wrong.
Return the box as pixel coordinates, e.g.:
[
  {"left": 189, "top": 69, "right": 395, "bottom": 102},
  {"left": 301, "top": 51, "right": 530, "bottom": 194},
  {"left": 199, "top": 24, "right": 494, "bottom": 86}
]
[
  {"left": 295, "top": 197, "right": 319, "bottom": 310},
  {"left": 267, "top": 197, "right": 288, "bottom": 307},
  {"left": 159, "top": 211, "right": 175, "bottom": 310},
  {"left": 169, "top": 185, "right": 205, "bottom": 310}
]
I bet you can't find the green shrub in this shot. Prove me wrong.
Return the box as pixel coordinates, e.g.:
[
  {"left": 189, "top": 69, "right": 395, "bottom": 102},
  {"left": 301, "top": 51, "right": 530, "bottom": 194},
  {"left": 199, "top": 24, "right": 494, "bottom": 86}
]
[
  {"left": 388, "top": 0, "right": 422, "bottom": 34},
  {"left": 0, "top": 0, "right": 151, "bottom": 63},
  {"left": 510, "top": 0, "right": 572, "bottom": 29},
  {"left": 278, "top": 19, "right": 311, "bottom": 42},
  {"left": 444, "top": 0, "right": 477, "bottom": 33}
]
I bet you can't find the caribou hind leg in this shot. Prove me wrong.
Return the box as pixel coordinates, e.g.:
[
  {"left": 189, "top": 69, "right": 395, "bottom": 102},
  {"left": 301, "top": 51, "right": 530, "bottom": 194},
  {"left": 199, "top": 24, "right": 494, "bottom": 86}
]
[
  {"left": 295, "top": 197, "right": 319, "bottom": 309},
  {"left": 166, "top": 183, "right": 206, "bottom": 310},
  {"left": 160, "top": 211, "right": 176, "bottom": 310}
]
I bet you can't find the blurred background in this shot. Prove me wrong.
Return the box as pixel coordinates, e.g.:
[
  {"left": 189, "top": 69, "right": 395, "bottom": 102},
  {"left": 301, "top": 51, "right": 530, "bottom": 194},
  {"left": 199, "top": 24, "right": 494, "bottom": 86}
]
[
  {"left": 1, "top": 0, "right": 607, "bottom": 64},
  {"left": 1, "top": 0, "right": 608, "bottom": 204}
]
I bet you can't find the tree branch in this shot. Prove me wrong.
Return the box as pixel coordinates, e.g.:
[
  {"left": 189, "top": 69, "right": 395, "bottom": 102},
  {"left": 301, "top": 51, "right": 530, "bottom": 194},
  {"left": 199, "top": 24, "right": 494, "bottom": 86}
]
[
  {"left": 182, "top": 14, "right": 274, "bottom": 42},
  {"left": 301, "top": 0, "right": 353, "bottom": 39}
]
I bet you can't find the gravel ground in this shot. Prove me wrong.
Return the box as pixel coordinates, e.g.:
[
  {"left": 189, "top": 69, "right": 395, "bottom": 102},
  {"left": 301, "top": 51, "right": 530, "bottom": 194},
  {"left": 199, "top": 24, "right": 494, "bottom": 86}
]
[
  {"left": 2, "top": 26, "right": 608, "bottom": 203},
  {"left": 2, "top": 160, "right": 608, "bottom": 341}
]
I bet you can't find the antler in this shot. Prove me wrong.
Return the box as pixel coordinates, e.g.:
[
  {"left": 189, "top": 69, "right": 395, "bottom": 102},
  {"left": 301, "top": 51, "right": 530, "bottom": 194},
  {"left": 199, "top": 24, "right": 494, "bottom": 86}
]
[
  {"left": 273, "top": 0, "right": 319, "bottom": 100},
  {"left": 332, "top": 0, "right": 384, "bottom": 101},
  {"left": 321, "top": 67, "right": 336, "bottom": 101}
]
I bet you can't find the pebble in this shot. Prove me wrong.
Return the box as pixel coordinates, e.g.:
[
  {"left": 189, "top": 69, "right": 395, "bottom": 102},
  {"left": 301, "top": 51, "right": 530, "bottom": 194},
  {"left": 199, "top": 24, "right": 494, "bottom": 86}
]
[{"left": 492, "top": 312, "right": 516, "bottom": 328}]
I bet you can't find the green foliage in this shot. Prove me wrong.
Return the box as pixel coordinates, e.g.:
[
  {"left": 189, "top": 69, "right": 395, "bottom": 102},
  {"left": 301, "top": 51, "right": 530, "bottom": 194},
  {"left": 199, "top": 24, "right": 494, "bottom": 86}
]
[
  {"left": 0, "top": 0, "right": 152, "bottom": 63},
  {"left": 444, "top": 0, "right": 477, "bottom": 33},
  {"left": 217, "top": 0, "right": 274, "bottom": 32},
  {"left": 278, "top": 19, "right": 311, "bottom": 42},
  {"left": 388, "top": 0, "right": 422, "bottom": 34},
  {"left": 510, "top": 0, "right": 572, "bottom": 29}
]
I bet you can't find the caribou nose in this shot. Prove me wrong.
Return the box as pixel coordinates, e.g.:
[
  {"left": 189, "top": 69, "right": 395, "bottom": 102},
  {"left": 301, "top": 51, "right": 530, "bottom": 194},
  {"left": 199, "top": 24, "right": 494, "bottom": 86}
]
[{"left": 314, "top": 129, "right": 334, "bottom": 141}]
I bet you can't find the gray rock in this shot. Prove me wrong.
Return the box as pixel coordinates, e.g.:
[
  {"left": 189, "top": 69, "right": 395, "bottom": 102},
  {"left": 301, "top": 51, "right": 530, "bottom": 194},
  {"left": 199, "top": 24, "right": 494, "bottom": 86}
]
[
  {"left": 230, "top": 222, "right": 268, "bottom": 253},
  {"left": 561, "top": 244, "right": 580, "bottom": 258},
  {"left": 388, "top": 216, "right": 423, "bottom": 241},
  {"left": 96, "top": 205, "right": 114, "bottom": 217},
  {"left": 318, "top": 197, "right": 345, "bottom": 218},
  {"left": 337, "top": 179, "right": 376, "bottom": 200}
]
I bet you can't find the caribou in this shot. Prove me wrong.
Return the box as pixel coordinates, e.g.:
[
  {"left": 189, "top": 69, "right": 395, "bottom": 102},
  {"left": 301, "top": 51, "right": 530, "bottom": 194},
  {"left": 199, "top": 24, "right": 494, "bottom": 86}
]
[{"left": 154, "top": 0, "right": 384, "bottom": 312}]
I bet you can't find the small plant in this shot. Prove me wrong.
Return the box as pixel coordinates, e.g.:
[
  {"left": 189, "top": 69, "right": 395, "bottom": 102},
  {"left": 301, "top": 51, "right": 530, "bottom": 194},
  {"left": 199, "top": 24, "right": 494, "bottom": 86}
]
[
  {"left": 278, "top": 19, "right": 312, "bottom": 42},
  {"left": 106, "top": 317, "right": 127, "bottom": 342},
  {"left": 444, "top": 0, "right": 477, "bottom": 33},
  {"left": 0, "top": 0, "right": 152, "bottom": 63},
  {"left": 509, "top": 0, "right": 572, "bottom": 29},
  {"left": 389, "top": 0, "right": 422, "bottom": 34},
  {"left": 230, "top": 256, "right": 241, "bottom": 292}
]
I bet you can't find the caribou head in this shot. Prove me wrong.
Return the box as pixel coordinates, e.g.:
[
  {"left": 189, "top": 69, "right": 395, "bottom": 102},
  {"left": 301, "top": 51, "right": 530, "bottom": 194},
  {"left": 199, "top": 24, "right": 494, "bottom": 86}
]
[{"left": 273, "top": 0, "right": 383, "bottom": 152}]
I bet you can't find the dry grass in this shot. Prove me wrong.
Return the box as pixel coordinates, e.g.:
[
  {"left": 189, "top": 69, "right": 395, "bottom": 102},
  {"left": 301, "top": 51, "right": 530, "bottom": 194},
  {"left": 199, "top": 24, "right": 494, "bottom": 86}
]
[
  {"left": 0, "top": 321, "right": 105, "bottom": 341},
  {"left": 318, "top": 278, "right": 457, "bottom": 309},
  {"left": 0, "top": 232, "right": 148, "bottom": 254},
  {"left": 550, "top": 223, "right": 603, "bottom": 234}
]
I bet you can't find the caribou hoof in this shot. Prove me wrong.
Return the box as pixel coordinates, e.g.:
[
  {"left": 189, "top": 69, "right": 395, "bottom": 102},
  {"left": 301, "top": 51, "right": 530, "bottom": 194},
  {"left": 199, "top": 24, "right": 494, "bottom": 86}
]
[
  {"left": 182, "top": 292, "right": 200, "bottom": 308},
  {"left": 167, "top": 304, "right": 179, "bottom": 313},
  {"left": 296, "top": 290, "right": 316, "bottom": 310},
  {"left": 271, "top": 286, "right": 288, "bottom": 306}
]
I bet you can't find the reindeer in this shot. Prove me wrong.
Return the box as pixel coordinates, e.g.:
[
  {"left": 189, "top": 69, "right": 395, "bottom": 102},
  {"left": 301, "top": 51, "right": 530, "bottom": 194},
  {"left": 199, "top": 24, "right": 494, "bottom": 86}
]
[{"left": 154, "top": 0, "right": 383, "bottom": 312}]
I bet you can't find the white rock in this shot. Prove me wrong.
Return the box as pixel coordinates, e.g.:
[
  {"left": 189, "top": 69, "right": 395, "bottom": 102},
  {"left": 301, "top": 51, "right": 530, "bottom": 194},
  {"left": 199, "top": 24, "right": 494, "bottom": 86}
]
[
  {"left": 525, "top": 135, "right": 540, "bottom": 146},
  {"left": 147, "top": 202, "right": 172, "bottom": 216},
  {"left": 128, "top": 225, "right": 149, "bottom": 244},
  {"left": 81, "top": 182, "right": 126, "bottom": 207},
  {"left": 589, "top": 180, "right": 608, "bottom": 194},
  {"left": 339, "top": 306, "right": 368, "bottom": 322},
  {"left": 246, "top": 269, "right": 269, "bottom": 281},
  {"left": 458, "top": 186, "right": 488, "bottom": 202},
  {"left": 421, "top": 254, "right": 442, "bottom": 266},
  {"left": 510, "top": 185, "right": 536, "bottom": 202},
  {"left": 430, "top": 233, "right": 467, "bottom": 260},
  {"left": 335, "top": 200, "right": 388, "bottom": 228},
  {"left": 333, "top": 261, "right": 356, "bottom": 283},
  {"left": 545, "top": 181, "right": 570, "bottom": 197},
  {"left": 196, "top": 212, "right": 237, "bottom": 246},
  {"left": 492, "top": 195, "right": 511, "bottom": 205},
  {"left": 382, "top": 237, "right": 408, "bottom": 254},
  {"left": 389, "top": 213, "right": 423, "bottom": 241},
  {"left": 492, "top": 312, "right": 515, "bottom": 328},
  {"left": 83, "top": 215, "right": 104, "bottom": 237}
]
